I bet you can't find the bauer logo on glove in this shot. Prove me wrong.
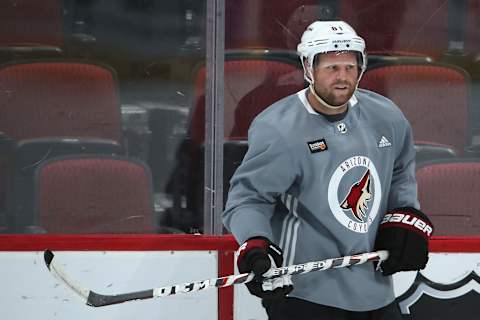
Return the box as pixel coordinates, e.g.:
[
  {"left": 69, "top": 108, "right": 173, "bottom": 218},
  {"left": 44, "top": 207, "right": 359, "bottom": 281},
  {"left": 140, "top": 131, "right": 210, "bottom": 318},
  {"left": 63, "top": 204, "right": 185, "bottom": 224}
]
[
  {"left": 374, "top": 207, "right": 434, "bottom": 276},
  {"left": 380, "top": 211, "right": 433, "bottom": 237}
]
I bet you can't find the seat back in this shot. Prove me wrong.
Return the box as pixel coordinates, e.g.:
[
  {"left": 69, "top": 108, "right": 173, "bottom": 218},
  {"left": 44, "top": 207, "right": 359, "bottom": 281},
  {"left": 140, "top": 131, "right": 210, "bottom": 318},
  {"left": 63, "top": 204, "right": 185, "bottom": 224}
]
[
  {"left": 0, "top": 61, "right": 123, "bottom": 144},
  {"left": 6, "top": 138, "right": 123, "bottom": 231},
  {"left": 416, "top": 159, "right": 480, "bottom": 236},
  {"left": 0, "top": 0, "right": 63, "bottom": 51},
  {"left": 190, "top": 52, "right": 304, "bottom": 145},
  {"left": 34, "top": 155, "right": 156, "bottom": 233},
  {"left": 360, "top": 62, "right": 470, "bottom": 156}
]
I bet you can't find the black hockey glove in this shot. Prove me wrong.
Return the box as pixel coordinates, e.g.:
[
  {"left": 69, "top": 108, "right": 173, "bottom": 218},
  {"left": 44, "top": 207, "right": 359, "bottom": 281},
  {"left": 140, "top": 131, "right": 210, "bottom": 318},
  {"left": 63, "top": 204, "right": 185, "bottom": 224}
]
[
  {"left": 237, "top": 237, "right": 293, "bottom": 299},
  {"left": 374, "top": 207, "right": 434, "bottom": 276}
]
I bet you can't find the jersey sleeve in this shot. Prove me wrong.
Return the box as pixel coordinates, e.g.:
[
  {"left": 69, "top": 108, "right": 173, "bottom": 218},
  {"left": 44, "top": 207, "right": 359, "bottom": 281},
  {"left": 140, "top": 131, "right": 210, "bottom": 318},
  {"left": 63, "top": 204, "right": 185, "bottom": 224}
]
[
  {"left": 387, "top": 118, "right": 420, "bottom": 210},
  {"left": 222, "top": 119, "right": 298, "bottom": 244}
]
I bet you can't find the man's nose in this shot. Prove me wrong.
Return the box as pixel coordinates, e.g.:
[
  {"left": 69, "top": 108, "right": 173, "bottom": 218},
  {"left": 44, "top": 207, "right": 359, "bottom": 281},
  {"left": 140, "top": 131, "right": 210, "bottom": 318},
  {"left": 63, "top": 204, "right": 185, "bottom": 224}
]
[{"left": 336, "top": 67, "right": 350, "bottom": 80}]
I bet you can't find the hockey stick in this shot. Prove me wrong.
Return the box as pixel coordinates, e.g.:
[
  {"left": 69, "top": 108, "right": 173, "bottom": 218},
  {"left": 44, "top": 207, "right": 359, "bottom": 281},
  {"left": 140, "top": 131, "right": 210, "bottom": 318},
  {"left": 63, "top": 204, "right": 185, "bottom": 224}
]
[{"left": 44, "top": 249, "right": 388, "bottom": 307}]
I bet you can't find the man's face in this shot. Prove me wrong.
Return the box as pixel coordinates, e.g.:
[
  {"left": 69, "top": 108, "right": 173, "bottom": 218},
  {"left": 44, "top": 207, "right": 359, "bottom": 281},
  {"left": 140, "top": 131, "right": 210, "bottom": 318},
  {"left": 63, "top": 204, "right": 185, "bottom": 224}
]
[{"left": 312, "top": 52, "right": 359, "bottom": 107}]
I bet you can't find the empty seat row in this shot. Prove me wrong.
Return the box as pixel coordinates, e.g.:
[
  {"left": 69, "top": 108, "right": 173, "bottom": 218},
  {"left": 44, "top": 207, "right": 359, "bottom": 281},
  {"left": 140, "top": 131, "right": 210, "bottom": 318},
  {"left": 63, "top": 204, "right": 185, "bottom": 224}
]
[{"left": 5, "top": 152, "right": 478, "bottom": 236}]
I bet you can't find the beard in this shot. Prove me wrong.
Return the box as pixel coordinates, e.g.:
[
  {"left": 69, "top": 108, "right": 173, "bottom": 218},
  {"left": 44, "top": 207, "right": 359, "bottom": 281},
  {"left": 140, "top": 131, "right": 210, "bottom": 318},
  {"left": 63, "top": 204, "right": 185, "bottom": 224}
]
[{"left": 315, "top": 81, "right": 356, "bottom": 107}]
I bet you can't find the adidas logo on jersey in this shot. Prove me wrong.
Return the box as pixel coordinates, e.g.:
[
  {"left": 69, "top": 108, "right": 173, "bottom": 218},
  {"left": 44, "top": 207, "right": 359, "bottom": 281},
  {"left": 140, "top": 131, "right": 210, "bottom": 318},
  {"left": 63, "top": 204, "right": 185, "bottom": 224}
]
[{"left": 378, "top": 136, "right": 391, "bottom": 148}]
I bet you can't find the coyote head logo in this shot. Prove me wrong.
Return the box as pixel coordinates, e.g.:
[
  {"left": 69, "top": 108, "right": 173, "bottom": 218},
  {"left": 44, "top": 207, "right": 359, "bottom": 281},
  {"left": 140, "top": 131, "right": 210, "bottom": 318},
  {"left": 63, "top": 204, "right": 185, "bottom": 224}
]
[{"left": 340, "top": 169, "right": 372, "bottom": 222}]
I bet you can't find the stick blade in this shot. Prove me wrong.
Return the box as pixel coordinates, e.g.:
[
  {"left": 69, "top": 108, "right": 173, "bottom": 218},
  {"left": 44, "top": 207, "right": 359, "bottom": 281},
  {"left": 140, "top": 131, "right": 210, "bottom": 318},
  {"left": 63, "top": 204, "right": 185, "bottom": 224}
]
[
  {"left": 87, "top": 291, "right": 108, "bottom": 307},
  {"left": 87, "top": 289, "right": 155, "bottom": 307},
  {"left": 44, "top": 249, "right": 54, "bottom": 269}
]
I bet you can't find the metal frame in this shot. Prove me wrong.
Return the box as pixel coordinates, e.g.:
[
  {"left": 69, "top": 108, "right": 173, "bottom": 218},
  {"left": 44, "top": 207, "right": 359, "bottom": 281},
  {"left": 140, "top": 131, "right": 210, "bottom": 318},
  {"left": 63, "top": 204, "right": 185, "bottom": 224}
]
[{"left": 204, "top": 0, "right": 225, "bottom": 235}]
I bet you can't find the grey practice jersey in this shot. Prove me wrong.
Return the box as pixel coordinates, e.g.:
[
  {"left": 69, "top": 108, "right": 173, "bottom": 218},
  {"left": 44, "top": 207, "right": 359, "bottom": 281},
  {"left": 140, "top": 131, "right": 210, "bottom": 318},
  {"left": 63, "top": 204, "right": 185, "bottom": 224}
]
[{"left": 223, "top": 88, "right": 419, "bottom": 311}]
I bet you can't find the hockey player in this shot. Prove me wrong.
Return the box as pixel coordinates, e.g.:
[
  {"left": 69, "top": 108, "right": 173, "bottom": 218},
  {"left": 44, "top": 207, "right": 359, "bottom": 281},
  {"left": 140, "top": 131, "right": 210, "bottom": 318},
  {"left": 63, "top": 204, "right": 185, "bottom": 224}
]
[{"left": 223, "top": 20, "right": 433, "bottom": 319}]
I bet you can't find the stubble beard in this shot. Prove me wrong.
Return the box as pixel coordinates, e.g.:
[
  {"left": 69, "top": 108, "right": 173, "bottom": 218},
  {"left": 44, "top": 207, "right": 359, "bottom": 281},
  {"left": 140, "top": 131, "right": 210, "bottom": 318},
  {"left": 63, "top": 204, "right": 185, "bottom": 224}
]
[{"left": 316, "top": 81, "right": 356, "bottom": 107}]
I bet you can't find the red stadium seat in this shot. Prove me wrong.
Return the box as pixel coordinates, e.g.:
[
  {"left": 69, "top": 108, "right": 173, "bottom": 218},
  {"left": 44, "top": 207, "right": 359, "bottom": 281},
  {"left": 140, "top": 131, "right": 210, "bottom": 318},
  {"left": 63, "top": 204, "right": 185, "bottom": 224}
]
[
  {"left": 0, "top": 0, "right": 97, "bottom": 60},
  {"left": 0, "top": 0, "right": 63, "bottom": 58},
  {"left": 416, "top": 159, "right": 480, "bottom": 236},
  {"left": 190, "top": 50, "right": 304, "bottom": 144},
  {"left": 0, "top": 60, "right": 123, "bottom": 144},
  {"left": 33, "top": 155, "right": 156, "bottom": 233},
  {"left": 6, "top": 138, "right": 122, "bottom": 232},
  {"left": 360, "top": 62, "right": 470, "bottom": 157}
]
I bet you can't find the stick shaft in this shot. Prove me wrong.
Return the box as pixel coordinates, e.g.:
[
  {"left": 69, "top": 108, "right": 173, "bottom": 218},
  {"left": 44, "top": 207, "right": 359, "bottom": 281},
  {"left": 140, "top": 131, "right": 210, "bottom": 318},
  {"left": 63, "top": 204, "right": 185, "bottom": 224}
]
[{"left": 44, "top": 249, "right": 388, "bottom": 307}]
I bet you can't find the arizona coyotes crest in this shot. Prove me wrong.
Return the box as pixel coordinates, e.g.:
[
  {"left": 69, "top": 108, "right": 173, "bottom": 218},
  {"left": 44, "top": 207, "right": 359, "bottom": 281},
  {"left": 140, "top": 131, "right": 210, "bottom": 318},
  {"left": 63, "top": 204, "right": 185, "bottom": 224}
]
[{"left": 328, "top": 156, "right": 382, "bottom": 233}]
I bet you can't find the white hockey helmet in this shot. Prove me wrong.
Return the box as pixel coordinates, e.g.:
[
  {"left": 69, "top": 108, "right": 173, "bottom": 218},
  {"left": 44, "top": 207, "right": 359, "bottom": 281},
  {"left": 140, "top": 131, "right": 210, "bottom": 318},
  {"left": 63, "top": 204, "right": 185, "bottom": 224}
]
[{"left": 297, "top": 20, "right": 367, "bottom": 85}]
